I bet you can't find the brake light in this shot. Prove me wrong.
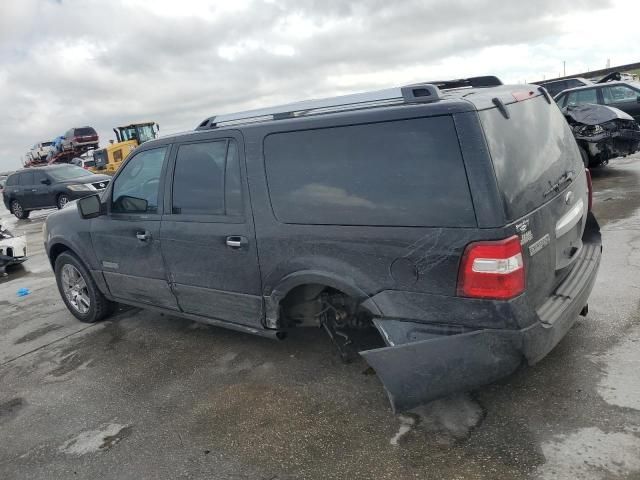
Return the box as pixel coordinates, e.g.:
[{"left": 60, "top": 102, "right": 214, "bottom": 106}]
[
  {"left": 457, "top": 235, "right": 525, "bottom": 300},
  {"left": 585, "top": 168, "right": 593, "bottom": 211}
]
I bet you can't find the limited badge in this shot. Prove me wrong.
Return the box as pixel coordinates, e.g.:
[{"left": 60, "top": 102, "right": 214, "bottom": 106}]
[{"left": 529, "top": 234, "right": 550, "bottom": 256}]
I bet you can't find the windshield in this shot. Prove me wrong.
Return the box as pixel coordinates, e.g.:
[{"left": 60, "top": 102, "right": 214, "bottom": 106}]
[
  {"left": 47, "top": 165, "right": 94, "bottom": 181},
  {"left": 119, "top": 124, "right": 155, "bottom": 143},
  {"left": 136, "top": 124, "right": 155, "bottom": 143}
]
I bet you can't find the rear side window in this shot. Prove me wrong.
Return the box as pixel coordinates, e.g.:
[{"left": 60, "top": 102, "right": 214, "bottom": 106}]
[
  {"left": 75, "top": 128, "right": 96, "bottom": 136},
  {"left": 6, "top": 175, "right": 18, "bottom": 186},
  {"left": 19, "top": 172, "right": 34, "bottom": 186},
  {"left": 264, "top": 117, "right": 475, "bottom": 227},
  {"left": 480, "top": 97, "right": 582, "bottom": 221},
  {"left": 172, "top": 141, "right": 228, "bottom": 215}
]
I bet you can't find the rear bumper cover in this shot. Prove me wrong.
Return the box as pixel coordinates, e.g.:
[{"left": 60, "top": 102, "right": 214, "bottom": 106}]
[{"left": 361, "top": 213, "right": 602, "bottom": 412}]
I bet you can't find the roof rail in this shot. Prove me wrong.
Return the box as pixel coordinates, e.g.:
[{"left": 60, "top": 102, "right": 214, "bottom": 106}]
[
  {"left": 418, "top": 75, "right": 503, "bottom": 90},
  {"left": 196, "top": 76, "right": 502, "bottom": 130}
]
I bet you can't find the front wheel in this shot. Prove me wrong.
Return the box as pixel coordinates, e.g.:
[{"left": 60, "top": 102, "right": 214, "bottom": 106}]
[
  {"left": 10, "top": 200, "right": 30, "bottom": 219},
  {"left": 54, "top": 252, "right": 116, "bottom": 323},
  {"left": 57, "top": 193, "right": 70, "bottom": 209},
  {"left": 578, "top": 145, "right": 591, "bottom": 168}
]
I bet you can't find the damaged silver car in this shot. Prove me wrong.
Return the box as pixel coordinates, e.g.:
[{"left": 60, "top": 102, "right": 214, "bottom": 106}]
[
  {"left": 563, "top": 103, "right": 640, "bottom": 167},
  {"left": 0, "top": 223, "right": 27, "bottom": 276}
]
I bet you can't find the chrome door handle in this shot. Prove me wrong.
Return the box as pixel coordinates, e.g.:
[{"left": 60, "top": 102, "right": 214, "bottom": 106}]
[
  {"left": 226, "top": 236, "right": 247, "bottom": 249},
  {"left": 136, "top": 231, "right": 151, "bottom": 241}
]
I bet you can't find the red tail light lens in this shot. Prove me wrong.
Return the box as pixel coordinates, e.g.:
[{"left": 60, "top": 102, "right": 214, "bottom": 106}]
[
  {"left": 585, "top": 168, "right": 593, "bottom": 211},
  {"left": 457, "top": 235, "right": 525, "bottom": 300}
]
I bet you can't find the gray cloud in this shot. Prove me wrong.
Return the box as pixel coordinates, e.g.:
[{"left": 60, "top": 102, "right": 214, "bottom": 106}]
[{"left": 0, "top": 0, "right": 615, "bottom": 170}]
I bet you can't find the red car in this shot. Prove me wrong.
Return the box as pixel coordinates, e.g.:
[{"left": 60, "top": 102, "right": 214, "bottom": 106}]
[{"left": 61, "top": 126, "right": 99, "bottom": 152}]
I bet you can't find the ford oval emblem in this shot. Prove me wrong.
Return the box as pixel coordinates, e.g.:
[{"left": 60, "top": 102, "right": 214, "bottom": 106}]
[{"left": 565, "top": 191, "right": 574, "bottom": 205}]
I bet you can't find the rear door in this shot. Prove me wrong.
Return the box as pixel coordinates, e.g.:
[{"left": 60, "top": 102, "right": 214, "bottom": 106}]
[
  {"left": 17, "top": 172, "right": 35, "bottom": 209},
  {"left": 159, "top": 132, "right": 264, "bottom": 328},
  {"left": 480, "top": 95, "right": 588, "bottom": 310},
  {"left": 91, "top": 146, "right": 179, "bottom": 309}
]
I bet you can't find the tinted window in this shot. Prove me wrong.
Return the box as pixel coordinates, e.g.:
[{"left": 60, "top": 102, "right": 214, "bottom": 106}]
[
  {"left": 171, "top": 140, "right": 242, "bottom": 216},
  {"left": 172, "top": 141, "right": 227, "bottom": 215},
  {"left": 33, "top": 171, "right": 48, "bottom": 184},
  {"left": 48, "top": 165, "right": 93, "bottom": 181},
  {"left": 566, "top": 88, "right": 598, "bottom": 106},
  {"left": 42, "top": 142, "right": 53, "bottom": 147},
  {"left": 112, "top": 147, "right": 166, "bottom": 214},
  {"left": 225, "top": 141, "right": 243, "bottom": 216},
  {"left": 602, "top": 85, "right": 639, "bottom": 104},
  {"left": 19, "top": 172, "right": 34, "bottom": 186},
  {"left": 480, "top": 97, "right": 582, "bottom": 220},
  {"left": 565, "top": 79, "right": 586, "bottom": 89},
  {"left": 6, "top": 174, "right": 18, "bottom": 186},
  {"left": 264, "top": 117, "right": 475, "bottom": 227},
  {"left": 543, "top": 81, "right": 567, "bottom": 97},
  {"left": 75, "top": 127, "right": 96, "bottom": 136}
]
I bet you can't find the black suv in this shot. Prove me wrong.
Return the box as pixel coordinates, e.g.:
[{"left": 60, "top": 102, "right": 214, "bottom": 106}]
[
  {"left": 43, "top": 77, "right": 601, "bottom": 411},
  {"left": 3, "top": 165, "right": 111, "bottom": 218}
]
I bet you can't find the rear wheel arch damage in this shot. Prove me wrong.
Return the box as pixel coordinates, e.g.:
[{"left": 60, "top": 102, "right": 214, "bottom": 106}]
[{"left": 275, "top": 283, "right": 386, "bottom": 362}]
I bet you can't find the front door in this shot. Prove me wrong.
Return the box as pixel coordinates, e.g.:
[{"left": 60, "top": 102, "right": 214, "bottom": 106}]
[
  {"left": 31, "top": 170, "right": 54, "bottom": 208},
  {"left": 601, "top": 84, "right": 640, "bottom": 121},
  {"left": 159, "top": 134, "right": 264, "bottom": 328},
  {"left": 91, "top": 145, "right": 178, "bottom": 310}
]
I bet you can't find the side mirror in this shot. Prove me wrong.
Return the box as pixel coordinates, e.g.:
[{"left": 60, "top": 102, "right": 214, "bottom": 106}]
[
  {"left": 40, "top": 178, "right": 51, "bottom": 185},
  {"left": 77, "top": 194, "right": 103, "bottom": 219}
]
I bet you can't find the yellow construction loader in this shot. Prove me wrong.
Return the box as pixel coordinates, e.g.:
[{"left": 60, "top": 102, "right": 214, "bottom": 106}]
[{"left": 93, "top": 122, "right": 159, "bottom": 174}]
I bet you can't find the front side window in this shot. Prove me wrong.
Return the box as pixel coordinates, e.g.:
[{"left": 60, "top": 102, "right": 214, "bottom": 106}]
[
  {"left": 566, "top": 88, "right": 597, "bottom": 106},
  {"left": 33, "top": 171, "right": 48, "bottom": 184},
  {"left": 602, "top": 85, "right": 639, "bottom": 104},
  {"left": 171, "top": 140, "right": 242, "bottom": 216},
  {"left": 112, "top": 147, "right": 167, "bottom": 214}
]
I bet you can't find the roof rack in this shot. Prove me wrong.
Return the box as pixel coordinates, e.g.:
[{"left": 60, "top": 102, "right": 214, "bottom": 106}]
[{"left": 196, "top": 76, "right": 502, "bottom": 130}]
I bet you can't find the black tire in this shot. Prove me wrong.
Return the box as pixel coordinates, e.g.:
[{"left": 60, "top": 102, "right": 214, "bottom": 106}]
[
  {"left": 578, "top": 145, "right": 590, "bottom": 168},
  {"left": 10, "top": 200, "right": 30, "bottom": 219},
  {"left": 57, "top": 193, "right": 70, "bottom": 210},
  {"left": 54, "top": 251, "right": 116, "bottom": 323}
]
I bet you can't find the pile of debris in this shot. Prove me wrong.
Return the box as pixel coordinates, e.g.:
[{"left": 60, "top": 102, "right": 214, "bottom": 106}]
[{"left": 563, "top": 104, "right": 640, "bottom": 167}]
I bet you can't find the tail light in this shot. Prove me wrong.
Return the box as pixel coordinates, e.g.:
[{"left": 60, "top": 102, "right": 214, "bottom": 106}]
[
  {"left": 585, "top": 168, "right": 593, "bottom": 211},
  {"left": 457, "top": 235, "right": 525, "bottom": 300}
]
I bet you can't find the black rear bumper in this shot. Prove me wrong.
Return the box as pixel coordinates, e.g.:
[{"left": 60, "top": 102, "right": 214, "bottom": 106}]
[{"left": 361, "top": 213, "right": 602, "bottom": 412}]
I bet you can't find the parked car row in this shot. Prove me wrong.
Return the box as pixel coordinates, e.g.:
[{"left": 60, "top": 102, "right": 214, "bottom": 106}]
[{"left": 41, "top": 77, "right": 602, "bottom": 411}]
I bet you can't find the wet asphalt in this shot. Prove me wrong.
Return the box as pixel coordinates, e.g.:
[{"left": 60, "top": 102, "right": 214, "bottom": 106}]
[{"left": 1, "top": 155, "right": 640, "bottom": 480}]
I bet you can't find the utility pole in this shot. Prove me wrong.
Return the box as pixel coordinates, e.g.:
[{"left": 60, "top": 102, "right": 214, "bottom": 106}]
[{"left": 563, "top": 61, "right": 566, "bottom": 77}]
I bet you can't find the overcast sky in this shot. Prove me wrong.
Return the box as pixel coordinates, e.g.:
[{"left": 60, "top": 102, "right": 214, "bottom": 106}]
[{"left": 0, "top": 0, "right": 637, "bottom": 170}]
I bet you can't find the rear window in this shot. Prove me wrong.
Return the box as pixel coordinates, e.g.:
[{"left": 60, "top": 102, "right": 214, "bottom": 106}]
[
  {"left": 42, "top": 142, "right": 53, "bottom": 147},
  {"left": 75, "top": 128, "right": 96, "bottom": 136},
  {"left": 480, "top": 96, "right": 582, "bottom": 221},
  {"left": 264, "top": 116, "right": 475, "bottom": 227}
]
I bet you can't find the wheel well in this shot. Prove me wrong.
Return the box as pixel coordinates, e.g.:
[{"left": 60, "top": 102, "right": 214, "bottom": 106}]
[
  {"left": 278, "top": 283, "right": 385, "bottom": 355},
  {"left": 48, "top": 243, "right": 71, "bottom": 268},
  {"left": 278, "top": 283, "right": 374, "bottom": 328}
]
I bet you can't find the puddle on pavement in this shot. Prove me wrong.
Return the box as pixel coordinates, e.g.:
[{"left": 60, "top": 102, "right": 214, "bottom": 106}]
[
  {"left": 58, "top": 423, "right": 133, "bottom": 455},
  {"left": 14, "top": 324, "right": 63, "bottom": 344},
  {"left": 535, "top": 427, "right": 640, "bottom": 480},
  {"left": 595, "top": 322, "right": 640, "bottom": 411},
  {"left": 0, "top": 397, "right": 25, "bottom": 422}
]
